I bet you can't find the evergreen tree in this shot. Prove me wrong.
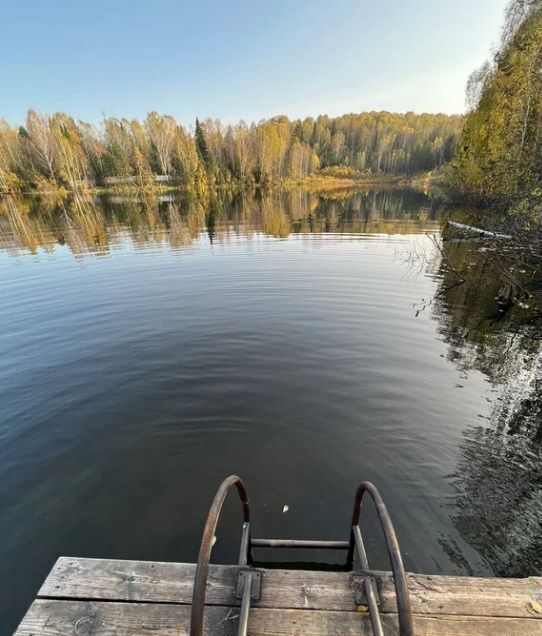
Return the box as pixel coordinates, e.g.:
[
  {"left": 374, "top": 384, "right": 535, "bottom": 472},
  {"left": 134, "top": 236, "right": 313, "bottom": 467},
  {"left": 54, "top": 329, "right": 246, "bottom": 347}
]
[
  {"left": 195, "top": 118, "right": 210, "bottom": 169},
  {"left": 293, "top": 122, "right": 304, "bottom": 142}
]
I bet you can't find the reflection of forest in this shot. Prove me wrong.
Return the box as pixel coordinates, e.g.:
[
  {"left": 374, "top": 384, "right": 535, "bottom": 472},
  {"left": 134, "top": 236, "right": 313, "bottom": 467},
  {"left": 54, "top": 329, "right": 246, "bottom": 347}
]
[
  {"left": 433, "top": 239, "right": 542, "bottom": 576},
  {"left": 3, "top": 190, "right": 541, "bottom": 577},
  {"left": 0, "top": 189, "right": 438, "bottom": 256}
]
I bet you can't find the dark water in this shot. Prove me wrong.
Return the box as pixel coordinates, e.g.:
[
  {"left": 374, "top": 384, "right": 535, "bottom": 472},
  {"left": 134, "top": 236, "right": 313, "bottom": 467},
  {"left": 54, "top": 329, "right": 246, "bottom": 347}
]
[{"left": 0, "top": 190, "right": 540, "bottom": 634}]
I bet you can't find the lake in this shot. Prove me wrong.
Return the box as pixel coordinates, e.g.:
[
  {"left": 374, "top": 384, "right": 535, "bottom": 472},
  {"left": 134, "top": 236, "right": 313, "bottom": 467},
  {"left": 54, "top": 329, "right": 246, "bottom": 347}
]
[{"left": 0, "top": 189, "right": 540, "bottom": 635}]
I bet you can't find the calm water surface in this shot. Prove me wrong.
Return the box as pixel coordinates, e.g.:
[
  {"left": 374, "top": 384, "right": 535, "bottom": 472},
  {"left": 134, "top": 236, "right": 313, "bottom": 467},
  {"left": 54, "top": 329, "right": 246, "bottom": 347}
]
[{"left": 0, "top": 190, "right": 540, "bottom": 634}]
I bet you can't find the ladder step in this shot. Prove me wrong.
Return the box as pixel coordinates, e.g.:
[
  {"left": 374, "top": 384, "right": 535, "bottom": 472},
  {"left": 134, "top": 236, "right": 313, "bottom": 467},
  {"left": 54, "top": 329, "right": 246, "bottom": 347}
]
[{"left": 251, "top": 539, "right": 350, "bottom": 550}]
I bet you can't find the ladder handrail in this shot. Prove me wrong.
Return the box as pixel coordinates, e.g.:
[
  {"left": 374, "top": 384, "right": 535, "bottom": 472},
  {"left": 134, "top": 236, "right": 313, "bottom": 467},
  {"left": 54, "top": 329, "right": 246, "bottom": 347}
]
[
  {"left": 348, "top": 481, "right": 414, "bottom": 636},
  {"left": 190, "top": 475, "right": 251, "bottom": 636}
]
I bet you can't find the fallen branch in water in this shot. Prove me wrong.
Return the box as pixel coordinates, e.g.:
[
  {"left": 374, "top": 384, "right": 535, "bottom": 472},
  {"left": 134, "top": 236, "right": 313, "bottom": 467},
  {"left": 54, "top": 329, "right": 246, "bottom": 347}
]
[{"left": 445, "top": 221, "right": 513, "bottom": 240}]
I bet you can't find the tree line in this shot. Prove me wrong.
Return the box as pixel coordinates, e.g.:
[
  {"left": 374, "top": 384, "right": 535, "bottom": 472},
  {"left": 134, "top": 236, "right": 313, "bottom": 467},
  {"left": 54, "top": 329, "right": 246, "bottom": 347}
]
[
  {"left": 0, "top": 110, "right": 462, "bottom": 194},
  {"left": 449, "top": 0, "right": 542, "bottom": 212}
]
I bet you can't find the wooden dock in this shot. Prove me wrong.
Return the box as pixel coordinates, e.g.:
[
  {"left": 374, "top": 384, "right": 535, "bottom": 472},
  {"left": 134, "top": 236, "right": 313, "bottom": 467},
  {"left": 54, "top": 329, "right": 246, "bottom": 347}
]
[
  {"left": 13, "top": 556, "right": 542, "bottom": 635},
  {"left": 12, "top": 477, "right": 542, "bottom": 635}
]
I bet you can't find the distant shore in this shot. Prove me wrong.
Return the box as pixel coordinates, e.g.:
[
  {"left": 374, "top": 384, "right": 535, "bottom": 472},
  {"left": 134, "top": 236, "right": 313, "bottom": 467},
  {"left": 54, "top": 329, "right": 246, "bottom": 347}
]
[
  {"left": 0, "top": 171, "right": 446, "bottom": 199},
  {"left": 283, "top": 170, "right": 443, "bottom": 193}
]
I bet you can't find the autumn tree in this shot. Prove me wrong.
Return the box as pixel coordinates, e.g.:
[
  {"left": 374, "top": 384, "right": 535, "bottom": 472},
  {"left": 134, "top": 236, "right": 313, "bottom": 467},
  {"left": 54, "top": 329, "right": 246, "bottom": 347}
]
[
  {"left": 450, "top": 0, "right": 542, "bottom": 203},
  {"left": 145, "top": 112, "right": 176, "bottom": 176},
  {"left": 0, "top": 120, "right": 23, "bottom": 192},
  {"left": 50, "top": 113, "right": 90, "bottom": 189},
  {"left": 24, "top": 110, "right": 57, "bottom": 181}
]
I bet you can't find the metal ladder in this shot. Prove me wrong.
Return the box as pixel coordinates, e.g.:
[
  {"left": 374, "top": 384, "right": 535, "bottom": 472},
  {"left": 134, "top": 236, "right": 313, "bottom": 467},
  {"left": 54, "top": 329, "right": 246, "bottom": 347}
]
[{"left": 189, "top": 475, "right": 414, "bottom": 636}]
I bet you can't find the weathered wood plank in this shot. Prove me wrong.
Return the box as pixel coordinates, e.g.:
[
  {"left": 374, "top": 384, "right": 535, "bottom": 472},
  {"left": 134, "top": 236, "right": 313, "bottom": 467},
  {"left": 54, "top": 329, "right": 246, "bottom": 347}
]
[
  {"left": 40, "top": 557, "right": 542, "bottom": 619},
  {"left": 39, "top": 558, "right": 354, "bottom": 611},
  {"left": 15, "top": 599, "right": 542, "bottom": 636},
  {"left": 40, "top": 558, "right": 238, "bottom": 606},
  {"left": 373, "top": 573, "right": 542, "bottom": 620}
]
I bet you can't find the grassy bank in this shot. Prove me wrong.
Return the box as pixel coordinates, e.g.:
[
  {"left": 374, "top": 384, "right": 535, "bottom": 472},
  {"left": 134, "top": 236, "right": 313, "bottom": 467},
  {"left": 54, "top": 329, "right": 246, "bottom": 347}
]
[{"left": 283, "top": 170, "right": 446, "bottom": 193}]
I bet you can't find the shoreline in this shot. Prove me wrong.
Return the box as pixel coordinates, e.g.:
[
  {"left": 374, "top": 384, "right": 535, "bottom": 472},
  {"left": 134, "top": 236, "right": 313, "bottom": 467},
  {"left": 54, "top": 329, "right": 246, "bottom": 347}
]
[
  {"left": 283, "top": 172, "right": 440, "bottom": 192},
  {"left": 0, "top": 171, "right": 445, "bottom": 199}
]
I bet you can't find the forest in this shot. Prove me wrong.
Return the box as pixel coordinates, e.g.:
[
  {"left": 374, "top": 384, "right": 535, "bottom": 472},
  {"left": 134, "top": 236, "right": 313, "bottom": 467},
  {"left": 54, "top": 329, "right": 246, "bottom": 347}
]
[
  {"left": 449, "top": 0, "right": 542, "bottom": 215},
  {"left": 0, "top": 110, "right": 462, "bottom": 195}
]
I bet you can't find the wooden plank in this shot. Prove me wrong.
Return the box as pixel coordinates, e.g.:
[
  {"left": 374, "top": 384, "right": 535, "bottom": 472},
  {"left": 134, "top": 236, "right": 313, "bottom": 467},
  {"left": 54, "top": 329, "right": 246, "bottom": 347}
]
[
  {"left": 39, "top": 558, "right": 237, "bottom": 606},
  {"left": 14, "top": 599, "right": 542, "bottom": 636},
  {"left": 372, "top": 573, "right": 542, "bottom": 620},
  {"left": 39, "top": 558, "right": 353, "bottom": 611},
  {"left": 40, "top": 557, "right": 542, "bottom": 619}
]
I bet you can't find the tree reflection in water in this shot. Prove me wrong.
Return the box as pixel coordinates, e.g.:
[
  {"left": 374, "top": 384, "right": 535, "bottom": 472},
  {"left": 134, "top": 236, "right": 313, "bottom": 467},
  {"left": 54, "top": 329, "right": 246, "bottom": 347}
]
[
  {"left": 433, "top": 236, "right": 542, "bottom": 577},
  {"left": 0, "top": 188, "right": 439, "bottom": 256}
]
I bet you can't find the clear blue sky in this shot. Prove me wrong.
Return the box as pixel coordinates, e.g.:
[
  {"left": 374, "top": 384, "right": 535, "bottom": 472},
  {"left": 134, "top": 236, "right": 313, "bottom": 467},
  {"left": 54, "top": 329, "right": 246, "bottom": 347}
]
[{"left": 0, "top": 0, "right": 509, "bottom": 126}]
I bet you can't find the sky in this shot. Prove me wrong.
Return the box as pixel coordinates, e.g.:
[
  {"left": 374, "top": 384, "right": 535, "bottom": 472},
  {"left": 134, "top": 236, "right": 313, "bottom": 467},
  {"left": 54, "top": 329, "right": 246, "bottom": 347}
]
[{"left": 0, "top": 0, "right": 510, "bottom": 126}]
